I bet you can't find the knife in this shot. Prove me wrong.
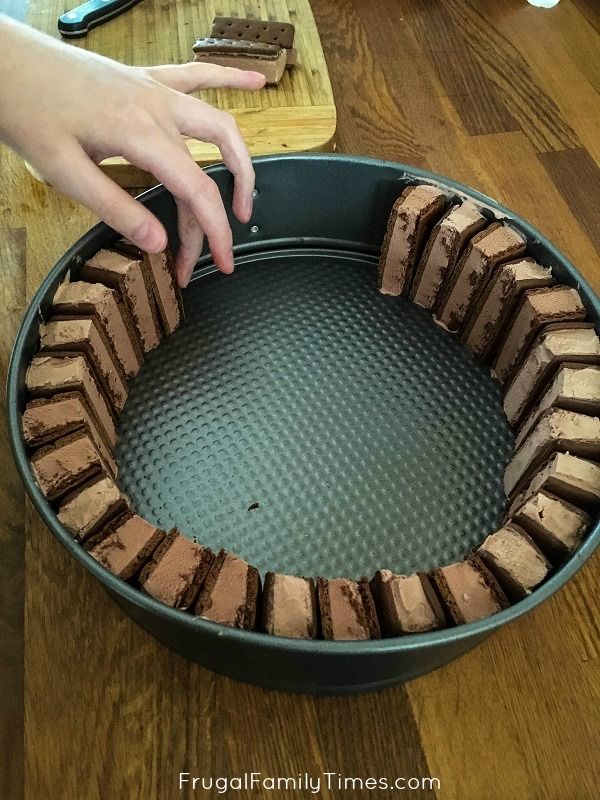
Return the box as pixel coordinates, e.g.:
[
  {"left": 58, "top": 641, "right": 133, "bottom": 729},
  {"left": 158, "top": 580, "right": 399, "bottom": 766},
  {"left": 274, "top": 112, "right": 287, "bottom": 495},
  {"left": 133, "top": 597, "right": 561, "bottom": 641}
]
[{"left": 58, "top": 0, "right": 143, "bottom": 38}]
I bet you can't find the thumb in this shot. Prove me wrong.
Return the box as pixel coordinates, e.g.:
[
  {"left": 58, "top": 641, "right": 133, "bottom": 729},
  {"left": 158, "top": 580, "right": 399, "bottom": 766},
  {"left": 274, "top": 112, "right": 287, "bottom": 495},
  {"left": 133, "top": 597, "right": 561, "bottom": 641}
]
[
  {"left": 143, "top": 62, "right": 266, "bottom": 93},
  {"left": 38, "top": 142, "right": 167, "bottom": 253}
]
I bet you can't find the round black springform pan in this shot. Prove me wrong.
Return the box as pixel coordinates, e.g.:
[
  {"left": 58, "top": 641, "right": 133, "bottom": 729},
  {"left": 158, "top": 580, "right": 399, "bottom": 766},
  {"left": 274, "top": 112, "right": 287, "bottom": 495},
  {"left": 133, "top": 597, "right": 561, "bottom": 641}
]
[{"left": 7, "top": 154, "right": 600, "bottom": 694}]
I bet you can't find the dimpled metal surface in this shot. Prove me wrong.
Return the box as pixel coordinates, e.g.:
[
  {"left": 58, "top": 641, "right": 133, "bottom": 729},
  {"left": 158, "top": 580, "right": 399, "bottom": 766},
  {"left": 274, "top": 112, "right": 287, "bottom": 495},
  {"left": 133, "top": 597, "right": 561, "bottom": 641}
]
[{"left": 116, "top": 249, "right": 513, "bottom": 578}]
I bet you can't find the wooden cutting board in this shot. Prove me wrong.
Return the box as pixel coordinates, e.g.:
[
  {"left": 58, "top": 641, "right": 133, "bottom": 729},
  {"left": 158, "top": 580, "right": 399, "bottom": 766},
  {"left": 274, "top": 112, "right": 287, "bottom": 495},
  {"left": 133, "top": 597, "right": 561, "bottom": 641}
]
[{"left": 28, "top": 0, "right": 336, "bottom": 186}]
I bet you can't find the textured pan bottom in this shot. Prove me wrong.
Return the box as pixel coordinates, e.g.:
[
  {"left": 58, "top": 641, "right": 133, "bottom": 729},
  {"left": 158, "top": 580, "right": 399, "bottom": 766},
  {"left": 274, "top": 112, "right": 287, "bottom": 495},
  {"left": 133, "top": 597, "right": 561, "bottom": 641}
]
[{"left": 116, "top": 248, "right": 514, "bottom": 578}]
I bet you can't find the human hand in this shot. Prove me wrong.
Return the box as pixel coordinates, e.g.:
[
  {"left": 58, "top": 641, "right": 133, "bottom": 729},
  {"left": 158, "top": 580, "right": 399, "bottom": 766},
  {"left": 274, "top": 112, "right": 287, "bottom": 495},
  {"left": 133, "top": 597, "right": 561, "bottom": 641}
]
[{"left": 0, "top": 16, "right": 266, "bottom": 286}]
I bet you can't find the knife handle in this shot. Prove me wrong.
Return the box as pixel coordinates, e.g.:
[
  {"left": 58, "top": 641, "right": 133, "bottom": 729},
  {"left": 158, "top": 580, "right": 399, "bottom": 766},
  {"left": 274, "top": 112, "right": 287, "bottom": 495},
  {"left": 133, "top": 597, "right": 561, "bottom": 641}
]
[{"left": 58, "top": 0, "right": 143, "bottom": 38}]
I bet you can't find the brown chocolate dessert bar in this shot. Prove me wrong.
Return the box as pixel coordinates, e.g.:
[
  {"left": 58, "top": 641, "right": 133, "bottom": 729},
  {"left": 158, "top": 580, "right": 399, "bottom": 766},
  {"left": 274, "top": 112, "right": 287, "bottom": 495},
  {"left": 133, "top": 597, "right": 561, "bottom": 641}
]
[
  {"left": 504, "top": 408, "right": 600, "bottom": 497},
  {"left": 317, "top": 577, "right": 381, "bottom": 640},
  {"left": 370, "top": 569, "right": 446, "bottom": 636},
  {"left": 506, "top": 452, "right": 600, "bottom": 517},
  {"left": 21, "top": 392, "right": 116, "bottom": 476},
  {"left": 113, "top": 239, "right": 183, "bottom": 336},
  {"left": 57, "top": 475, "right": 128, "bottom": 541},
  {"left": 81, "top": 249, "right": 161, "bottom": 354},
  {"left": 39, "top": 316, "right": 127, "bottom": 413},
  {"left": 31, "top": 430, "right": 107, "bottom": 501},
  {"left": 493, "top": 286, "right": 586, "bottom": 385},
  {"left": 53, "top": 280, "right": 142, "bottom": 378},
  {"left": 431, "top": 557, "right": 510, "bottom": 625},
  {"left": 87, "top": 512, "right": 165, "bottom": 580},
  {"left": 462, "top": 257, "right": 553, "bottom": 360},
  {"left": 435, "top": 223, "right": 527, "bottom": 333},
  {"left": 194, "top": 549, "right": 260, "bottom": 629},
  {"left": 411, "top": 203, "right": 486, "bottom": 310},
  {"left": 262, "top": 573, "right": 318, "bottom": 639},
  {"left": 503, "top": 324, "right": 600, "bottom": 426},
  {"left": 515, "top": 364, "right": 600, "bottom": 449},
  {"left": 476, "top": 524, "right": 551, "bottom": 601},
  {"left": 193, "top": 38, "right": 287, "bottom": 84},
  {"left": 509, "top": 490, "right": 591, "bottom": 560},
  {"left": 139, "top": 529, "right": 213, "bottom": 610},
  {"left": 210, "top": 16, "right": 296, "bottom": 65},
  {"left": 26, "top": 354, "right": 117, "bottom": 446},
  {"left": 377, "top": 184, "right": 447, "bottom": 297}
]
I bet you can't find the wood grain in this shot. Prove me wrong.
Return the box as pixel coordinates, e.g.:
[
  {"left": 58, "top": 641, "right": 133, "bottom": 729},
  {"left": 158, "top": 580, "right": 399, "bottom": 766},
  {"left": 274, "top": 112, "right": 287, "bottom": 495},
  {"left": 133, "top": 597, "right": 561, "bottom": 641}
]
[
  {"left": 0, "top": 2, "right": 599, "bottom": 799},
  {"left": 27, "top": 0, "right": 336, "bottom": 185}
]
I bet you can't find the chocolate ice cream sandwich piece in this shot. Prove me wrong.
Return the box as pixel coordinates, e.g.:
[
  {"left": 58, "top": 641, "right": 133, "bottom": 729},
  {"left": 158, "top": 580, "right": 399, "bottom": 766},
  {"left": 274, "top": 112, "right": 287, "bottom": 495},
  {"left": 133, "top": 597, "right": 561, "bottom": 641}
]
[
  {"left": 57, "top": 475, "right": 128, "bottom": 541},
  {"left": 370, "top": 570, "right": 446, "bottom": 635},
  {"left": 193, "top": 38, "right": 287, "bottom": 84},
  {"left": 435, "top": 223, "right": 527, "bottom": 333},
  {"left": 139, "top": 529, "right": 213, "bottom": 610},
  {"left": 431, "top": 557, "right": 510, "bottom": 625},
  {"left": 462, "top": 257, "right": 553, "bottom": 360},
  {"left": 39, "top": 316, "right": 127, "bottom": 413},
  {"left": 81, "top": 249, "right": 161, "bottom": 354},
  {"left": 506, "top": 452, "right": 600, "bottom": 518},
  {"left": 87, "top": 512, "right": 165, "bottom": 580},
  {"left": 30, "top": 430, "right": 108, "bottom": 501},
  {"left": 194, "top": 549, "right": 260, "bottom": 629},
  {"left": 411, "top": 203, "right": 486, "bottom": 310},
  {"left": 509, "top": 490, "right": 591, "bottom": 560},
  {"left": 21, "top": 392, "right": 116, "bottom": 476},
  {"left": 515, "top": 364, "right": 600, "bottom": 449},
  {"left": 504, "top": 325, "right": 600, "bottom": 426},
  {"left": 210, "top": 16, "right": 296, "bottom": 66},
  {"left": 476, "top": 524, "right": 551, "bottom": 601},
  {"left": 378, "top": 184, "right": 447, "bottom": 297},
  {"left": 26, "top": 354, "right": 117, "bottom": 446},
  {"left": 53, "top": 280, "right": 142, "bottom": 378},
  {"left": 262, "top": 573, "right": 318, "bottom": 639},
  {"left": 317, "top": 577, "right": 381, "bottom": 640},
  {"left": 493, "top": 286, "right": 586, "bottom": 385},
  {"left": 504, "top": 408, "right": 600, "bottom": 497},
  {"left": 145, "top": 251, "right": 184, "bottom": 336}
]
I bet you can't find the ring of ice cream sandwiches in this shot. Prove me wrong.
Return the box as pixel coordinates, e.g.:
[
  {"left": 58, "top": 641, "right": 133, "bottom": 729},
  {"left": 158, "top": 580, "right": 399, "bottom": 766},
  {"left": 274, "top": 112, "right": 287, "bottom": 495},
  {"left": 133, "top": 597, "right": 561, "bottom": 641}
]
[{"left": 20, "top": 184, "right": 600, "bottom": 641}]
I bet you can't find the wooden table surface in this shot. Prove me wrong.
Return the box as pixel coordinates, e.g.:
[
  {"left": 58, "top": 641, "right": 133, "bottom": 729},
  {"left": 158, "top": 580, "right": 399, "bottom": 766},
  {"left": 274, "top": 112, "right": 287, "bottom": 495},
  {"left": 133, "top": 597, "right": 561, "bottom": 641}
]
[{"left": 1, "top": 1, "right": 599, "bottom": 799}]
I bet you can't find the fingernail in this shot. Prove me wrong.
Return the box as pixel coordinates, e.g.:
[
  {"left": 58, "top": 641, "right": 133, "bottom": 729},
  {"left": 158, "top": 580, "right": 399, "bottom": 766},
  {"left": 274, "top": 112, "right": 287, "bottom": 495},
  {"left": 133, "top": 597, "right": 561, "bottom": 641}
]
[{"left": 137, "top": 221, "right": 167, "bottom": 253}]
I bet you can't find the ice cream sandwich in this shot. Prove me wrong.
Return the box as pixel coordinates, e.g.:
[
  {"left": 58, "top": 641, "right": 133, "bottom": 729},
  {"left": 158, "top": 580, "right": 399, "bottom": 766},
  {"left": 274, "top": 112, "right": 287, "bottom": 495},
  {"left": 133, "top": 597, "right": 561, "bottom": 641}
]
[
  {"left": 194, "top": 549, "right": 260, "bottom": 629},
  {"left": 493, "top": 285, "right": 586, "bottom": 385},
  {"left": 193, "top": 38, "right": 287, "bottom": 84},
  {"left": 262, "top": 573, "right": 319, "bottom": 639},
  {"left": 509, "top": 490, "right": 591, "bottom": 560},
  {"left": 57, "top": 475, "right": 128, "bottom": 541},
  {"left": 370, "top": 569, "right": 446, "bottom": 635},
  {"left": 476, "top": 524, "right": 551, "bottom": 601},
  {"left": 87, "top": 511, "right": 165, "bottom": 580},
  {"left": 377, "top": 184, "right": 447, "bottom": 297},
  {"left": 317, "top": 577, "right": 381, "bottom": 640},
  {"left": 431, "top": 557, "right": 510, "bottom": 624}
]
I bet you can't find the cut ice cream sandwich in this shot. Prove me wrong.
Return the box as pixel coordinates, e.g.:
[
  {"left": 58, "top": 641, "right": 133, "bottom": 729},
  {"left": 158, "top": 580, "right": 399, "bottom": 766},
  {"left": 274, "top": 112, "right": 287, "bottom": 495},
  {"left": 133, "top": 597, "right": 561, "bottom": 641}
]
[
  {"left": 21, "top": 392, "right": 116, "bottom": 476},
  {"left": 370, "top": 569, "right": 446, "bottom": 635},
  {"left": 476, "top": 524, "right": 551, "bottom": 601},
  {"left": 87, "top": 512, "right": 165, "bottom": 580},
  {"left": 506, "top": 452, "right": 600, "bottom": 518},
  {"left": 462, "top": 257, "right": 553, "bottom": 360},
  {"left": 493, "top": 285, "right": 586, "bottom": 385},
  {"left": 53, "top": 280, "right": 142, "bottom": 378},
  {"left": 377, "top": 184, "right": 447, "bottom": 297},
  {"left": 430, "top": 557, "right": 510, "bottom": 625},
  {"left": 515, "top": 364, "right": 600, "bottom": 449},
  {"left": 504, "top": 408, "right": 600, "bottom": 497},
  {"left": 194, "top": 549, "right": 260, "bottom": 629},
  {"left": 262, "top": 573, "right": 319, "bottom": 639},
  {"left": 503, "top": 324, "right": 600, "bottom": 426},
  {"left": 30, "top": 430, "right": 109, "bottom": 502},
  {"left": 435, "top": 223, "right": 526, "bottom": 333},
  {"left": 509, "top": 490, "right": 591, "bottom": 560},
  {"left": 317, "top": 577, "right": 381, "bottom": 640},
  {"left": 57, "top": 475, "right": 128, "bottom": 542},
  {"left": 139, "top": 529, "right": 213, "bottom": 610},
  {"left": 39, "top": 316, "right": 127, "bottom": 413},
  {"left": 81, "top": 249, "right": 161, "bottom": 353},
  {"left": 411, "top": 203, "right": 486, "bottom": 311},
  {"left": 26, "top": 354, "right": 117, "bottom": 447}
]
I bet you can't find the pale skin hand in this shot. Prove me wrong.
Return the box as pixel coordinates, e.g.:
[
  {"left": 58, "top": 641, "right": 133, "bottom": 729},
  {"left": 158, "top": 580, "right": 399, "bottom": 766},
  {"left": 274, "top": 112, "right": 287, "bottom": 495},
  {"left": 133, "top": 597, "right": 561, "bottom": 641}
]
[{"left": 0, "top": 15, "right": 266, "bottom": 286}]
